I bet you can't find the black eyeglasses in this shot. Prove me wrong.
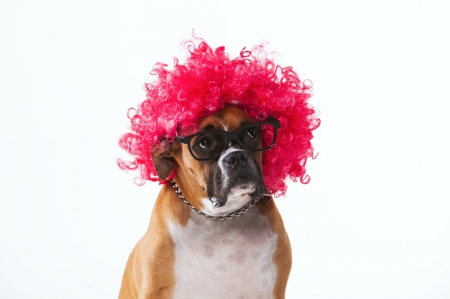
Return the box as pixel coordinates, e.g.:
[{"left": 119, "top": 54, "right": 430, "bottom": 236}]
[{"left": 177, "top": 117, "right": 280, "bottom": 161}]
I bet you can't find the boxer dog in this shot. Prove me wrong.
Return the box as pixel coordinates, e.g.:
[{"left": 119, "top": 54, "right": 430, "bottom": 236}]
[{"left": 119, "top": 105, "right": 292, "bottom": 299}]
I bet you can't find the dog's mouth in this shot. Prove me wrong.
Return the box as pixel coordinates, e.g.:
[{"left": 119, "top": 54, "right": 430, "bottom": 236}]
[
  {"left": 209, "top": 175, "right": 261, "bottom": 208},
  {"left": 204, "top": 148, "right": 265, "bottom": 213}
]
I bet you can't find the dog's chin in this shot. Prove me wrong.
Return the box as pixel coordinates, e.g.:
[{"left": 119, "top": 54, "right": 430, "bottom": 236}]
[{"left": 202, "top": 182, "right": 258, "bottom": 217}]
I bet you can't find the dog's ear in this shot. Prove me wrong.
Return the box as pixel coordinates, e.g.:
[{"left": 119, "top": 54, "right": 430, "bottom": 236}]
[{"left": 151, "top": 139, "right": 175, "bottom": 180}]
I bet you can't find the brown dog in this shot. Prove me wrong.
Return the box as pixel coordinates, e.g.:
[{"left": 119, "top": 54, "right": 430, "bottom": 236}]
[{"left": 119, "top": 106, "right": 292, "bottom": 299}]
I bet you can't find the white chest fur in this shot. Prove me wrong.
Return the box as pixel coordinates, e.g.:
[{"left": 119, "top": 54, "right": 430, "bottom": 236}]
[{"left": 168, "top": 209, "right": 278, "bottom": 299}]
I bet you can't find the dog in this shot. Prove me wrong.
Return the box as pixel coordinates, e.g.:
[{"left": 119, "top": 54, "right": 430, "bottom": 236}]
[{"left": 118, "top": 105, "right": 292, "bottom": 299}]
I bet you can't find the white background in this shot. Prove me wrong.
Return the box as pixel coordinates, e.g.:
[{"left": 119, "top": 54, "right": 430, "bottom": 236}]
[{"left": 1, "top": 0, "right": 449, "bottom": 298}]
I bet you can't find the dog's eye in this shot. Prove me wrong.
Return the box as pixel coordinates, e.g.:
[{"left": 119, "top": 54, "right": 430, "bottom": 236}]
[
  {"left": 198, "top": 137, "right": 212, "bottom": 149},
  {"left": 246, "top": 127, "right": 258, "bottom": 139}
]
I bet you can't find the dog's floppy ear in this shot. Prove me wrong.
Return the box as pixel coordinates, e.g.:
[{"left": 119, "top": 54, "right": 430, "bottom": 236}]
[{"left": 151, "top": 138, "right": 175, "bottom": 180}]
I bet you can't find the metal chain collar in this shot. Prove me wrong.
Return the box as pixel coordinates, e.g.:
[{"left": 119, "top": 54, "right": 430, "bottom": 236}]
[{"left": 171, "top": 179, "right": 262, "bottom": 220}]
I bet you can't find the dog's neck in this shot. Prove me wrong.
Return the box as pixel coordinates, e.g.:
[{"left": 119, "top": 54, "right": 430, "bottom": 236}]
[
  {"left": 165, "top": 191, "right": 278, "bottom": 299},
  {"left": 154, "top": 182, "right": 268, "bottom": 230}
]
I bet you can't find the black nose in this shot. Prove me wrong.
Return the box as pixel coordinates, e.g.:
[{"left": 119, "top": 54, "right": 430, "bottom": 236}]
[{"left": 223, "top": 151, "right": 249, "bottom": 167}]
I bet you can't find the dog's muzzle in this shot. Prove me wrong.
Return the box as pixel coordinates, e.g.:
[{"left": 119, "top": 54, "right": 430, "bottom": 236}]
[{"left": 207, "top": 147, "right": 265, "bottom": 208}]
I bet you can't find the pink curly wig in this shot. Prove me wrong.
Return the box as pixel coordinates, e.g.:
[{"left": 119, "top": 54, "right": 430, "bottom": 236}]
[{"left": 118, "top": 37, "right": 320, "bottom": 196}]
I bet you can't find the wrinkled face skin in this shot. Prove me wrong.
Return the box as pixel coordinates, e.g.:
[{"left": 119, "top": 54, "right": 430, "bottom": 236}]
[{"left": 175, "top": 106, "right": 266, "bottom": 216}]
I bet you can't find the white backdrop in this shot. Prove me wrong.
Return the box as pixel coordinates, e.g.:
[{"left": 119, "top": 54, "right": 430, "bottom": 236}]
[{"left": 1, "top": 0, "right": 449, "bottom": 298}]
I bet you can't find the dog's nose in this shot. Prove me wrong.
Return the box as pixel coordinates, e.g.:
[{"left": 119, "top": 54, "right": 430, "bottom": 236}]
[{"left": 223, "top": 151, "right": 249, "bottom": 167}]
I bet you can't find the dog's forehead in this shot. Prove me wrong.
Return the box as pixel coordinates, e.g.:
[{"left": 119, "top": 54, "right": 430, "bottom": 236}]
[{"left": 198, "top": 106, "right": 252, "bottom": 132}]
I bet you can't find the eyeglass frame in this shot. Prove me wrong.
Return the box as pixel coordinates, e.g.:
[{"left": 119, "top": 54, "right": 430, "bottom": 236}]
[{"left": 177, "top": 116, "right": 280, "bottom": 161}]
